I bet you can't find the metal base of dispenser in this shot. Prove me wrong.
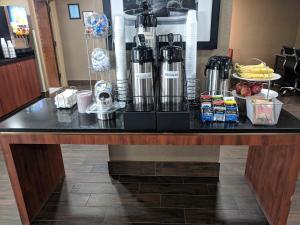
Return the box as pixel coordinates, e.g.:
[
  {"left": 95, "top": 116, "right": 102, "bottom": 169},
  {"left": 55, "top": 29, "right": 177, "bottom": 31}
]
[{"left": 97, "top": 111, "right": 116, "bottom": 121}]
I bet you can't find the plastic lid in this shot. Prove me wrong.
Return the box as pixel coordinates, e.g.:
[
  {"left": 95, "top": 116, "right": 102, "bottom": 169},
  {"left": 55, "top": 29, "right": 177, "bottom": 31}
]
[
  {"left": 131, "top": 34, "right": 154, "bottom": 63},
  {"left": 206, "top": 56, "right": 221, "bottom": 70},
  {"left": 159, "top": 33, "right": 183, "bottom": 63},
  {"left": 135, "top": 1, "right": 157, "bottom": 28}
]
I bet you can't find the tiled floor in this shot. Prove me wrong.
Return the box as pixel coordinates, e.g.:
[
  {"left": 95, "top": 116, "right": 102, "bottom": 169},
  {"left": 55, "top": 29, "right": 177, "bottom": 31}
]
[{"left": 0, "top": 95, "right": 299, "bottom": 225}]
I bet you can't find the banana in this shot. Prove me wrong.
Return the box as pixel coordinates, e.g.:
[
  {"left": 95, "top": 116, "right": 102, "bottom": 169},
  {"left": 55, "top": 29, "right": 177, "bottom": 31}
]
[
  {"left": 235, "top": 61, "right": 274, "bottom": 79},
  {"left": 236, "top": 67, "right": 274, "bottom": 74},
  {"left": 236, "top": 63, "right": 266, "bottom": 69}
]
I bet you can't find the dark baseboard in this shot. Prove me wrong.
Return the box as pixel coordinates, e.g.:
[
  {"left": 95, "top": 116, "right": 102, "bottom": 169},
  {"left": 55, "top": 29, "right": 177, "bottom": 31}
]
[
  {"left": 108, "top": 161, "right": 220, "bottom": 178},
  {"left": 68, "top": 80, "right": 96, "bottom": 88},
  {"left": 41, "top": 91, "right": 49, "bottom": 98}
]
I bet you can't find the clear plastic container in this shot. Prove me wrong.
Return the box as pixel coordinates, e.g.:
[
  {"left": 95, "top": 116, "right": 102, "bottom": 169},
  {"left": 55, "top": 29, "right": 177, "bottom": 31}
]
[{"left": 246, "top": 98, "right": 283, "bottom": 125}]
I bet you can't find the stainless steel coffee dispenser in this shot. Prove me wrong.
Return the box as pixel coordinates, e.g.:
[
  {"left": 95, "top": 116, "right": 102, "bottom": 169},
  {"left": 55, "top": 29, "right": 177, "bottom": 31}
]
[
  {"left": 159, "top": 33, "right": 184, "bottom": 111},
  {"left": 205, "top": 56, "right": 221, "bottom": 95},
  {"left": 135, "top": 1, "right": 157, "bottom": 59},
  {"left": 219, "top": 56, "right": 232, "bottom": 95},
  {"left": 131, "top": 34, "right": 154, "bottom": 111}
]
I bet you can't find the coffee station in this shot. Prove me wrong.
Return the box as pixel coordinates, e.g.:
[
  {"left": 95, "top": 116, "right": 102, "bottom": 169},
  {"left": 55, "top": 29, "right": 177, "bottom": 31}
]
[
  {"left": 48, "top": 0, "right": 285, "bottom": 131},
  {"left": 0, "top": 2, "right": 300, "bottom": 225}
]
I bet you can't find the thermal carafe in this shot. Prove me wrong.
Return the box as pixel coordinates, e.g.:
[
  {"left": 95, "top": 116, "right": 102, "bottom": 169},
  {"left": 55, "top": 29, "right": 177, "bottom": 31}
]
[
  {"left": 205, "top": 56, "right": 233, "bottom": 95},
  {"left": 205, "top": 56, "right": 221, "bottom": 95},
  {"left": 160, "top": 33, "right": 184, "bottom": 111},
  {"left": 131, "top": 34, "right": 154, "bottom": 111},
  {"left": 219, "top": 56, "right": 232, "bottom": 95},
  {"left": 135, "top": 1, "right": 157, "bottom": 59}
]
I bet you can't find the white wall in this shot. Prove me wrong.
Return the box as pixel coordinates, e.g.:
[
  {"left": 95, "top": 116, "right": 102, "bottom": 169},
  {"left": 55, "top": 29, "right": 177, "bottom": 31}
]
[
  {"left": 229, "top": 0, "right": 300, "bottom": 66},
  {"left": 109, "top": 145, "right": 220, "bottom": 162},
  {"left": 55, "top": 0, "right": 103, "bottom": 81}
]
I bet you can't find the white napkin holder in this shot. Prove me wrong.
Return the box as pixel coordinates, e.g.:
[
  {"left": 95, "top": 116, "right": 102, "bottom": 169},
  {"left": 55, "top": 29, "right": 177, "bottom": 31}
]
[{"left": 55, "top": 89, "right": 78, "bottom": 109}]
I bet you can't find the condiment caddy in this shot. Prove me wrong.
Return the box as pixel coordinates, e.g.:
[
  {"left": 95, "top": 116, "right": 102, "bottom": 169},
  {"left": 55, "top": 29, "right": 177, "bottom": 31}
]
[
  {"left": 200, "top": 92, "right": 239, "bottom": 123},
  {"left": 232, "top": 59, "right": 281, "bottom": 100}
]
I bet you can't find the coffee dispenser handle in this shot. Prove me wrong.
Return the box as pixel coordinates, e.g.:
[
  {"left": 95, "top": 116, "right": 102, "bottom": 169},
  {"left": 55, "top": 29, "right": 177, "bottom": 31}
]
[
  {"left": 138, "top": 34, "right": 146, "bottom": 46},
  {"left": 168, "top": 33, "right": 174, "bottom": 46},
  {"left": 142, "top": 1, "right": 150, "bottom": 13},
  {"left": 223, "top": 62, "right": 233, "bottom": 79},
  {"left": 204, "top": 66, "right": 208, "bottom": 77},
  {"left": 223, "top": 68, "right": 229, "bottom": 79}
]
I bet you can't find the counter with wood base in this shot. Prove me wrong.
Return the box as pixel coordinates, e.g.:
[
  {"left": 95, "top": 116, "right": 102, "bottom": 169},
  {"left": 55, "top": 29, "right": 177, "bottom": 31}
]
[
  {"left": 0, "top": 98, "right": 300, "bottom": 225},
  {"left": 0, "top": 55, "right": 41, "bottom": 118}
]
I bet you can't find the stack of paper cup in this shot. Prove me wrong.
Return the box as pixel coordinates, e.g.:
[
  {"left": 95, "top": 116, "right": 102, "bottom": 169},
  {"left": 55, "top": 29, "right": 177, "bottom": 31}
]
[
  {"left": 185, "top": 10, "right": 198, "bottom": 100},
  {"left": 114, "top": 15, "right": 128, "bottom": 102}
]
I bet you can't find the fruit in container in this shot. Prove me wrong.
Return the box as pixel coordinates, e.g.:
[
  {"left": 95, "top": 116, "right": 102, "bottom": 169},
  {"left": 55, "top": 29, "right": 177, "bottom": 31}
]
[
  {"left": 235, "top": 82, "right": 243, "bottom": 94},
  {"left": 235, "top": 61, "right": 274, "bottom": 79},
  {"left": 238, "top": 73, "right": 273, "bottom": 79},
  {"left": 251, "top": 82, "right": 263, "bottom": 95},
  {"left": 236, "top": 63, "right": 274, "bottom": 74},
  {"left": 235, "top": 81, "right": 263, "bottom": 97},
  {"left": 240, "top": 85, "right": 252, "bottom": 97}
]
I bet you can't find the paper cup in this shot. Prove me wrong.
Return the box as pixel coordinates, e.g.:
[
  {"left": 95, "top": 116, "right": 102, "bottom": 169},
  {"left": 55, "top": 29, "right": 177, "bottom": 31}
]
[{"left": 77, "top": 90, "right": 92, "bottom": 113}]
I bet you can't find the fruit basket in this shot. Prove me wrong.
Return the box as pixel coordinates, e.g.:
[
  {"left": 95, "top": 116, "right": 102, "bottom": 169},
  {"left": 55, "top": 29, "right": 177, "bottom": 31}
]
[
  {"left": 232, "top": 58, "right": 281, "bottom": 117},
  {"left": 232, "top": 58, "right": 281, "bottom": 96},
  {"left": 232, "top": 59, "right": 281, "bottom": 100}
]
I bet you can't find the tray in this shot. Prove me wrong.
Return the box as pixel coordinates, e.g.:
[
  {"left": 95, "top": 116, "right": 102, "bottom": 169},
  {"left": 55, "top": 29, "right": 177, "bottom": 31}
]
[
  {"left": 232, "top": 89, "right": 279, "bottom": 100},
  {"left": 123, "top": 103, "right": 156, "bottom": 131},
  {"left": 156, "top": 102, "right": 190, "bottom": 131}
]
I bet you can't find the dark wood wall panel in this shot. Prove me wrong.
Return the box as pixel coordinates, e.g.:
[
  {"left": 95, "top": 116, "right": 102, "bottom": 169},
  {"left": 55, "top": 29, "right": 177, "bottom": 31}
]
[
  {"left": 246, "top": 145, "right": 300, "bottom": 225},
  {"left": 34, "top": 0, "right": 60, "bottom": 87},
  {"left": 0, "top": 63, "right": 19, "bottom": 116},
  {"left": 21, "top": 59, "right": 42, "bottom": 101},
  {"left": 9, "top": 144, "right": 65, "bottom": 223},
  {"left": 108, "top": 161, "right": 220, "bottom": 177}
]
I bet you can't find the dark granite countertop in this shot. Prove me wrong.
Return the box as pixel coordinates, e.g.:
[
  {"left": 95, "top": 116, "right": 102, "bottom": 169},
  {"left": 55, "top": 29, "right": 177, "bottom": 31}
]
[
  {"left": 0, "top": 55, "right": 35, "bottom": 66},
  {"left": 0, "top": 98, "right": 299, "bottom": 133}
]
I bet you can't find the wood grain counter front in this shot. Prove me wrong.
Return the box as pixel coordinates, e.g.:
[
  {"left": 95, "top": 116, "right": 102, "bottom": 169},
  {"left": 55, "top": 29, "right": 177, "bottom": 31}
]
[{"left": 0, "top": 57, "right": 41, "bottom": 118}]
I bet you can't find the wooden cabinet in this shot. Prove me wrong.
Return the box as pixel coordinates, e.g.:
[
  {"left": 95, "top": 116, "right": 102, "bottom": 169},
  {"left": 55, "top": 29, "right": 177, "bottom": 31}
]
[
  {"left": 0, "top": 58, "right": 41, "bottom": 118},
  {"left": 0, "top": 63, "right": 19, "bottom": 116}
]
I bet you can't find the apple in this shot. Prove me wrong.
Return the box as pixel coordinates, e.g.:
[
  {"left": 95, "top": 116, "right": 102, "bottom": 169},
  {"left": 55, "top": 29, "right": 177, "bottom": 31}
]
[
  {"left": 235, "top": 82, "right": 243, "bottom": 94},
  {"left": 241, "top": 85, "right": 251, "bottom": 97},
  {"left": 251, "top": 82, "right": 263, "bottom": 95}
]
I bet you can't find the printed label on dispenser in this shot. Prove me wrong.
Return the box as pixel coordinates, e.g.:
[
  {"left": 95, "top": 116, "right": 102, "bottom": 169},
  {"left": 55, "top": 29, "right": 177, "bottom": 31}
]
[
  {"left": 140, "top": 32, "right": 154, "bottom": 40},
  {"left": 136, "top": 72, "right": 152, "bottom": 79},
  {"left": 163, "top": 71, "right": 179, "bottom": 79}
]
